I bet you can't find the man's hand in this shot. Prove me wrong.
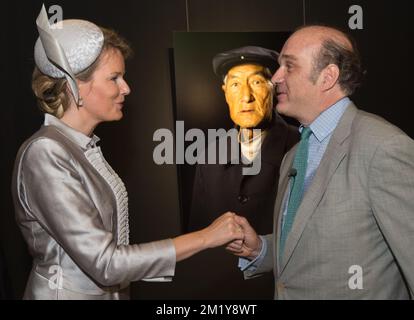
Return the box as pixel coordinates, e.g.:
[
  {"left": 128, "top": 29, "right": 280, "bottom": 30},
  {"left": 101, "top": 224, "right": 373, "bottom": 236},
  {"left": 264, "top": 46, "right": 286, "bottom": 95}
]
[{"left": 226, "top": 216, "right": 262, "bottom": 260}]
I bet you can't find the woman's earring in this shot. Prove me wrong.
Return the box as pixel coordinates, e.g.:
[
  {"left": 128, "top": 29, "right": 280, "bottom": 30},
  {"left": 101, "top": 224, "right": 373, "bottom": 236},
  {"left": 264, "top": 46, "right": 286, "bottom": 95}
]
[{"left": 78, "top": 97, "right": 83, "bottom": 107}]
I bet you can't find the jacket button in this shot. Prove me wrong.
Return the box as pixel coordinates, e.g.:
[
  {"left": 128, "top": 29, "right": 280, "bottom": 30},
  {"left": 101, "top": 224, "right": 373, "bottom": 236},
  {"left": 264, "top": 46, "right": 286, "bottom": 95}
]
[{"left": 238, "top": 195, "right": 249, "bottom": 204}]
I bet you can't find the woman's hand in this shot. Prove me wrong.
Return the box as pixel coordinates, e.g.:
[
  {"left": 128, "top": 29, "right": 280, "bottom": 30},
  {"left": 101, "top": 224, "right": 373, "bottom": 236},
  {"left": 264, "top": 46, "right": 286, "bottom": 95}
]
[
  {"left": 198, "top": 212, "right": 245, "bottom": 249},
  {"left": 173, "top": 212, "right": 244, "bottom": 262}
]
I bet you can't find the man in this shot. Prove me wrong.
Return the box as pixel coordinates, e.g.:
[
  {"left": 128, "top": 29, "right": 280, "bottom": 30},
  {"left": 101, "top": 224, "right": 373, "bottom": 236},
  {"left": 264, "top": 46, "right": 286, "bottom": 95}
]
[
  {"left": 228, "top": 25, "right": 414, "bottom": 299},
  {"left": 185, "top": 46, "right": 299, "bottom": 299}
]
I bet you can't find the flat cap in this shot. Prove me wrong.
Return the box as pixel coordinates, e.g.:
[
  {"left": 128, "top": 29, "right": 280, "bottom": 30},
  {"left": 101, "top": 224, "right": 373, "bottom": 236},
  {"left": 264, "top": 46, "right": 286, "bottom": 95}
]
[{"left": 212, "top": 46, "right": 279, "bottom": 78}]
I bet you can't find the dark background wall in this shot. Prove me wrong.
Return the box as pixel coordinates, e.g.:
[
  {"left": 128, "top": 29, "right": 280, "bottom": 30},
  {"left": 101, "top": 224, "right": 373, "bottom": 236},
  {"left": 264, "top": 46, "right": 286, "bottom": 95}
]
[{"left": 0, "top": 0, "right": 412, "bottom": 299}]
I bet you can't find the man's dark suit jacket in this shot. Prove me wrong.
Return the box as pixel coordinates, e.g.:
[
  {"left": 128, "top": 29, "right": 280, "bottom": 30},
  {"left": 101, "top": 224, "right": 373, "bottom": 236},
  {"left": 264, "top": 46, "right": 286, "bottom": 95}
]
[{"left": 185, "top": 113, "right": 299, "bottom": 299}]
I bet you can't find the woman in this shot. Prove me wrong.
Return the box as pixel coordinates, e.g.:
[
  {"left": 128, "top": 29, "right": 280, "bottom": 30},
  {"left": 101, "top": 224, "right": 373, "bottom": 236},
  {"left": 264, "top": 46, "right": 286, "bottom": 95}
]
[{"left": 11, "top": 6, "right": 243, "bottom": 300}]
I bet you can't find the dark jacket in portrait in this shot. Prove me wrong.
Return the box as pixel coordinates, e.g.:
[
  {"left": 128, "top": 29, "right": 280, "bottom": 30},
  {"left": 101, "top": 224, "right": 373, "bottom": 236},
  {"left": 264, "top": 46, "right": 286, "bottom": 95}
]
[{"left": 183, "top": 113, "right": 299, "bottom": 299}]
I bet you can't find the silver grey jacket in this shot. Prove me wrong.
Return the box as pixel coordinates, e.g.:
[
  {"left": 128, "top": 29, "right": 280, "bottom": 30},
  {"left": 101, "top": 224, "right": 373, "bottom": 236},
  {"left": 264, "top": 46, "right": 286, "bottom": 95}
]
[{"left": 12, "top": 114, "right": 176, "bottom": 300}]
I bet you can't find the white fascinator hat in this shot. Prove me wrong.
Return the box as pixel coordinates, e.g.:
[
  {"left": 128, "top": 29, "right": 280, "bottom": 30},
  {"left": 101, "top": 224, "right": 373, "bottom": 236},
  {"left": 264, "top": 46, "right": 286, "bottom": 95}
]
[{"left": 34, "top": 4, "right": 104, "bottom": 104}]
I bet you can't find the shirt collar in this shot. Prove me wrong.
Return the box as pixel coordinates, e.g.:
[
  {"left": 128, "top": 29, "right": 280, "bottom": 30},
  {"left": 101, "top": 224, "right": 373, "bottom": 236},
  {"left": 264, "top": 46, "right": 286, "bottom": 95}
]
[
  {"left": 238, "top": 128, "right": 267, "bottom": 145},
  {"left": 44, "top": 114, "right": 100, "bottom": 149},
  {"left": 300, "top": 97, "right": 350, "bottom": 142}
]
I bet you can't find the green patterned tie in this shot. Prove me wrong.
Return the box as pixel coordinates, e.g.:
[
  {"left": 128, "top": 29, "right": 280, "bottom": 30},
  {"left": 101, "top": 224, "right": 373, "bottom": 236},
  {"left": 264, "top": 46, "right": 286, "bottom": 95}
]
[{"left": 279, "top": 127, "right": 312, "bottom": 259}]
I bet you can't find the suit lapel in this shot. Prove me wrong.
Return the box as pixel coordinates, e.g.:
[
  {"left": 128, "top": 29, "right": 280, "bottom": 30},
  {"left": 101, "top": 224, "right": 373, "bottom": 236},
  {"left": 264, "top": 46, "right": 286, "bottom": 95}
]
[
  {"left": 278, "top": 103, "right": 358, "bottom": 274},
  {"left": 274, "top": 147, "right": 296, "bottom": 273}
]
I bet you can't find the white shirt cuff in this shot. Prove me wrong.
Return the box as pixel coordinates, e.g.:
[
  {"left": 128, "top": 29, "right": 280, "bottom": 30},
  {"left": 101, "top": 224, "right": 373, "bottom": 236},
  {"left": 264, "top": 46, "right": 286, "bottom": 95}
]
[{"left": 238, "top": 235, "right": 267, "bottom": 272}]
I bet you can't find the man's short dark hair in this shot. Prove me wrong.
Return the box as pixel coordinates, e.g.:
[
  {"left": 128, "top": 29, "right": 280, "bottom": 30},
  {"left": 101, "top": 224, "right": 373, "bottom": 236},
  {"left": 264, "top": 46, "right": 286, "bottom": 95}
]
[{"left": 302, "top": 25, "right": 364, "bottom": 95}]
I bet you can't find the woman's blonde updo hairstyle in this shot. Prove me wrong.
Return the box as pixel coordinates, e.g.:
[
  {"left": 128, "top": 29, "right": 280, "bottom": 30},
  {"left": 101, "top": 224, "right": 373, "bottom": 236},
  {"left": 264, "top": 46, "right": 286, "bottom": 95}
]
[{"left": 32, "top": 27, "right": 132, "bottom": 118}]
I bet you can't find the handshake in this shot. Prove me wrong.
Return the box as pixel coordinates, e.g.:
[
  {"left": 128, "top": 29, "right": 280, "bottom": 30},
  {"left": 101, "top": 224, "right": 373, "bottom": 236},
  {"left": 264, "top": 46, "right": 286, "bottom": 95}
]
[{"left": 199, "top": 212, "right": 262, "bottom": 260}]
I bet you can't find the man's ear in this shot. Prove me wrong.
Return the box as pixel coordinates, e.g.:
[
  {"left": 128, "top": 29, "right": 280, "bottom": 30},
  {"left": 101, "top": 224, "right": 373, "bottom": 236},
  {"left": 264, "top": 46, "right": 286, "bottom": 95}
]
[
  {"left": 222, "top": 84, "right": 226, "bottom": 92},
  {"left": 320, "top": 64, "right": 340, "bottom": 91}
]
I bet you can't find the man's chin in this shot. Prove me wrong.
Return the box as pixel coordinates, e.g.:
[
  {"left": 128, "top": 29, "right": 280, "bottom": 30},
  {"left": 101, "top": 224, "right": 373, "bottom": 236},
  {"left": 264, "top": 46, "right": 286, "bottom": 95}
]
[
  {"left": 276, "top": 103, "right": 289, "bottom": 116},
  {"left": 236, "top": 120, "right": 260, "bottom": 129}
]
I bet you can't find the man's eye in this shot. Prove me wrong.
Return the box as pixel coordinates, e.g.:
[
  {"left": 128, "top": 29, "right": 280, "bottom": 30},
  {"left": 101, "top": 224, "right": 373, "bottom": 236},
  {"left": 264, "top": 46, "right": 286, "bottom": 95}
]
[
  {"left": 231, "top": 82, "right": 239, "bottom": 88},
  {"left": 250, "top": 78, "right": 266, "bottom": 87}
]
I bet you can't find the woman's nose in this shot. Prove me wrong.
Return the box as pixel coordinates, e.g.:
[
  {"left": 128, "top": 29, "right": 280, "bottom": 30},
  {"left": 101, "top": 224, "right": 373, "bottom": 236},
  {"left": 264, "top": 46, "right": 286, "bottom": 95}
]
[{"left": 121, "top": 79, "right": 131, "bottom": 96}]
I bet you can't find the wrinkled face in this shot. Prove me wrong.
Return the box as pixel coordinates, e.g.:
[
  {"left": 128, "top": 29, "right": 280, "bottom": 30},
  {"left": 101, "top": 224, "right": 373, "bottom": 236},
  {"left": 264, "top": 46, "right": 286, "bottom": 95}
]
[
  {"left": 272, "top": 31, "right": 321, "bottom": 124},
  {"left": 79, "top": 48, "right": 130, "bottom": 125},
  {"left": 222, "top": 64, "right": 273, "bottom": 128}
]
